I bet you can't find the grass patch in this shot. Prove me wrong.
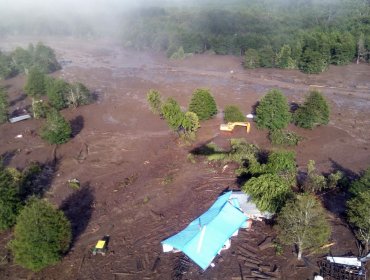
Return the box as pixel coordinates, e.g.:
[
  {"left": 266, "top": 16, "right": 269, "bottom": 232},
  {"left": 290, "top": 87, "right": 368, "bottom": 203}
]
[
  {"left": 161, "top": 174, "right": 174, "bottom": 185},
  {"left": 67, "top": 179, "right": 80, "bottom": 190},
  {"left": 269, "top": 129, "right": 303, "bottom": 146}
]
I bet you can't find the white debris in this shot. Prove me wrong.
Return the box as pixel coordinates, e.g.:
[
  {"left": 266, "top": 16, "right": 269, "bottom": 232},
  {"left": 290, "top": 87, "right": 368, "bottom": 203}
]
[
  {"left": 246, "top": 114, "right": 254, "bottom": 119},
  {"left": 326, "top": 256, "right": 362, "bottom": 267},
  {"left": 15, "top": 134, "right": 23, "bottom": 138}
]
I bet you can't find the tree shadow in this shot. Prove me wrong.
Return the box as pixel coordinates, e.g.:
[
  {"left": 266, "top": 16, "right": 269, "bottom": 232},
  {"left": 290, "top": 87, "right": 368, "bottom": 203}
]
[
  {"left": 190, "top": 142, "right": 224, "bottom": 156},
  {"left": 90, "top": 90, "right": 100, "bottom": 103},
  {"left": 10, "top": 107, "right": 30, "bottom": 118},
  {"left": 60, "top": 184, "right": 94, "bottom": 246},
  {"left": 290, "top": 101, "right": 300, "bottom": 113},
  {"left": 329, "top": 158, "right": 358, "bottom": 182},
  {"left": 251, "top": 101, "right": 259, "bottom": 115},
  {"left": 9, "top": 94, "right": 27, "bottom": 107},
  {"left": 20, "top": 158, "right": 59, "bottom": 200},
  {"left": 320, "top": 159, "right": 359, "bottom": 217},
  {"left": 70, "top": 115, "right": 84, "bottom": 137},
  {"left": 0, "top": 150, "right": 16, "bottom": 166}
]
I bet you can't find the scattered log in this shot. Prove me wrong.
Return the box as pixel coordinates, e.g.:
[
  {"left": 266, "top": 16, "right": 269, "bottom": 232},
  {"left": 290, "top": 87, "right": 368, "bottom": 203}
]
[
  {"left": 238, "top": 246, "right": 258, "bottom": 258},
  {"left": 251, "top": 270, "right": 278, "bottom": 279},
  {"left": 240, "top": 243, "right": 259, "bottom": 253},
  {"left": 258, "top": 237, "right": 274, "bottom": 251},
  {"left": 243, "top": 261, "right": 259, "bottom": 269},
  {"left": 112, "top": 272, "right": 134, "bottom": 276},
  {"left": 151, "top": 257, "right": 161, "bottom": 272},
  {"left": 258, "top": 264, "right": 272, "bottom": 272},
  {"left": 251, "top": 270, "right": 270, "bottom": 279},
  {"left": 136, "top": 258, "right": 144, "bottom": 271}
]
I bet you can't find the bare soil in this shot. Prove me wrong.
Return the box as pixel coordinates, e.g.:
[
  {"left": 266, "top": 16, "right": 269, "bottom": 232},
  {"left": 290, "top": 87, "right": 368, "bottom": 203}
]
[{"left": 0, "top": 37, "right": 369, "bottom": 280}]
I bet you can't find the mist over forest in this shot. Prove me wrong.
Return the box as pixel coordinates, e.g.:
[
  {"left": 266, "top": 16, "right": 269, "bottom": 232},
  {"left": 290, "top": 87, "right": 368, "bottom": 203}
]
[{"left": 0, "top": 0, "right": 370, "bottom": 73}]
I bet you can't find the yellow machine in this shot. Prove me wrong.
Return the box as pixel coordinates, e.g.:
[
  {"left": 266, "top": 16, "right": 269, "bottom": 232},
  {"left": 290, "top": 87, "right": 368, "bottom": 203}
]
[
  {"left": 92, "top": 235, "right": 110, "bottom": 256},
  {"left": 220, "top": 122, "right": 251, "bottom": 133}
]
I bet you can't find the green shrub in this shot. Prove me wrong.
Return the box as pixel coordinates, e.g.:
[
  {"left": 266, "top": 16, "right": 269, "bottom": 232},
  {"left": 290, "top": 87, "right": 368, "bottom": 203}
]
[
  {"left": 31, "top": 100, "right": 48, "bottom": 119},
  {"left": 242, "top": 173, "right": 293, "bottom": 213},
  {"left": 9, "top": 198, "right": 71, "bottom": 271},
  {"left": 0, "top": 87, "right": 8, "bottom": 123},
  {"left": 255, "top": 89, "right": 291, "bottom": 130},
  {"left": 40, "top": 109, "right": 71, "bottom": 144},
  {"left": 223, "top": 105, "right": 246, "bottom": 122},
  {"left": 188, "top": 88, "right": 217, "bottom": 121},
  {"left": 147, "top": 89, "right": 162, "bottom": 115},
  {"left": 170, "top": 46, "right": 186, "bottom": 60},
  {"left": 66, "top": 83, "right": 92, "bottom": 108},
  {"left": 349, "top": 167, "right": 370, "bottom": 196},
  {"left": 347, "top": 189, "right": 370, "bottom": 253},
  {"left": 11, "top": 43, "right": 60, "bottom": 74},
  {"left": 0, "top": 51, "right": 17, "bottom": 79},
  {"left": 0, "top": 166, "right": 22, "bottom": 230},
  {"left": 244, "top": 49, "right": 260, "bottom": 69},
  {"left": 269, "top": 129, "right": 303, "bottom": 146},
  {"left": 294, "top": 90, "right": 330, "bottom": 129},
  {"left": 161, "top": 97, "right": 184, "bottom": 131},
  {"left": 45, "top": 77, "right": 69, "bottom": 110},
  {"left": 24, "top": 67, "right": 46, "bottom": 98}
]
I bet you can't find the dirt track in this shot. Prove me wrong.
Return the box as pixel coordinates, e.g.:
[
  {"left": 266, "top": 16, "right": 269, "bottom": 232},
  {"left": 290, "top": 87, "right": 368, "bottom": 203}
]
[{"left": 0, "top": 37, "right": 369, "bottom": 279}]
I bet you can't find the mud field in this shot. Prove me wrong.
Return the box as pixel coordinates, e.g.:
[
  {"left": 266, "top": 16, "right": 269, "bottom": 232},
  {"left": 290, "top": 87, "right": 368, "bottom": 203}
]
[{"left": 0, "top": 37, "right": 369, "bottom": 280}]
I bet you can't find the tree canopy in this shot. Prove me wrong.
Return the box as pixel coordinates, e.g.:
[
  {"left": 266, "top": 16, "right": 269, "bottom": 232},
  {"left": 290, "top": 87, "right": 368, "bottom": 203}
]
[
  {"left": 188, "top": 88, "right": 217, "bottom": 121},
  {"left": 0, "top": 87, "right": 8, "bottom": 123},
  {"left": 294, "top": 90, "right": 330, "bottom": 129},
  {"left": 223, "top": 105, "right": 246, "bottom": 122},
  {"left": 147, "top": 89, "right": 162, "bottom": 115},
  {"left": 40, "top": 109, "right": 72, "bottom": 144},
  {"left": 24, "top": 67, "right": 46, "bottom": 98},
  {"left": 277, "top": 194, "right": 331, "bottom": 260},
  {"left": 161, "top": 97, "right": 184, "bottom": 131},
  {"left": 0, "top": 166, "right": 22, "bottom": 230},
  {"left": 255, "top": 89, "right": 291, "bottom": 130},
  {"left": 9, "top": 198, "right": 71, "bottom": 271}
]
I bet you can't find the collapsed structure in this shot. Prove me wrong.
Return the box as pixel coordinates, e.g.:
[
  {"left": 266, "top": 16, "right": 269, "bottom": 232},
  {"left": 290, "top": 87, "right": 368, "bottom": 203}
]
[{"left": 161, "top": 191, "right": 271, "bottom": 270}]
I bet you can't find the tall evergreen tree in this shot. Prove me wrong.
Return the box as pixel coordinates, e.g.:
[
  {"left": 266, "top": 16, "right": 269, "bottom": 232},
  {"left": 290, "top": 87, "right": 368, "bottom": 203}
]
[
  {"left": 188, "top": 88, "right": 217, "bottom": 121},
  {"left": 294, "top": 90, "right": 330, "bottom": 129},
  {"left": 9, "top": 198, "right": 71, "bottom": 271},
  {"left": 255, "top": 89, "right": 291, "bottom": 130}
]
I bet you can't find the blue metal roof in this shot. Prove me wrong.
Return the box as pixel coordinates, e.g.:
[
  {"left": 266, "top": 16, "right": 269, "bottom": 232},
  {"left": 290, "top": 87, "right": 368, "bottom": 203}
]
[{"left": 161, "top": 191, "right": 247, "bottom": 270}]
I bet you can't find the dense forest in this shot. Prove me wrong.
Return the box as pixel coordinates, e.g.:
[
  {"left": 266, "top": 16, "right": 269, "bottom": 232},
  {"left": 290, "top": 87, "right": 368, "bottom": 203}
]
[
  {"left": 0, "top": 0, "right": 370, "bottom": 73},
  {"left": 120, "top": 0, "right": 370, "bottom": 73}
]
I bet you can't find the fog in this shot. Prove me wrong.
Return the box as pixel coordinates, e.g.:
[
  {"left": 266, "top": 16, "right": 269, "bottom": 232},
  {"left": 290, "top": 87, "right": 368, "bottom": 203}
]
[{"left": 0, "top": 0, "right": 366, "bottom": 39}]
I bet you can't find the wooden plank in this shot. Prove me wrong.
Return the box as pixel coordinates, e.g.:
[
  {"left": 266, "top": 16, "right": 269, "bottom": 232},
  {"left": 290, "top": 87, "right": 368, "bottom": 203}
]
[
  {"left": 151, "top": 257, "right": 161, "bottom": 272},
  {"left": 258, "top": 237, "right": 274, "bottom": 251}
]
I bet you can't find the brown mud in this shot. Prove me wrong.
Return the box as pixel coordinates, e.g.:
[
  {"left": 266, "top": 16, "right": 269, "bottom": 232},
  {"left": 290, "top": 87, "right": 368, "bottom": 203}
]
[{"left": 0, "top": 37, "right": 369, "bottom": 280}]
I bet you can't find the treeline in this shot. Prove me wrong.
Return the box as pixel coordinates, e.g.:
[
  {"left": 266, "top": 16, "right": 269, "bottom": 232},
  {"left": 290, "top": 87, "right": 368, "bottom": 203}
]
[
  {"left": 0, "top": 42, "right": 60, "bottom": 79},
  {"left": 121, "top": 0, "right": 370, "bottom": 73}
]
